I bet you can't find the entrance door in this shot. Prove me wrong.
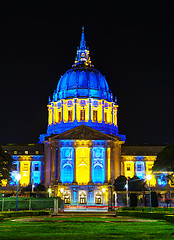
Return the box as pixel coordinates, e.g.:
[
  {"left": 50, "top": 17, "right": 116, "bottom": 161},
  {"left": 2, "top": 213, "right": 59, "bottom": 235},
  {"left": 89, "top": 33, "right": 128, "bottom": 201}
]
[
  {"left": 79, "top": 190, "right": 87, "bottom": 204},
  {"left": 63, "top": 190, "right": 71, "bottom": 204},
  {"left": 95, "top": 191, "right": 103, "bottom": 204}
]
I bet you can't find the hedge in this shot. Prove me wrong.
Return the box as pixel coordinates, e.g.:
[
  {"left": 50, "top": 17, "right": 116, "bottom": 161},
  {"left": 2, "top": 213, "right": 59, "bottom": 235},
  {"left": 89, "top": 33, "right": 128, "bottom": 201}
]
[
  {"left": 0, "top": 210, "right": 51, "bottom": 220},
  {"left": 116, "top": 211, "right": 173, "bottom": 220},
  {"left": 164, "top": 215, "right": 174, "bottom": 223}
]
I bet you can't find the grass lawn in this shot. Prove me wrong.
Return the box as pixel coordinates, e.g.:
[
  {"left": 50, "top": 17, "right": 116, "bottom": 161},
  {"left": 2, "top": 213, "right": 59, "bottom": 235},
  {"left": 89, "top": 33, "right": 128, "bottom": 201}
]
[{"left": 0, "top": 216, "right": 174, "bottom": 240}]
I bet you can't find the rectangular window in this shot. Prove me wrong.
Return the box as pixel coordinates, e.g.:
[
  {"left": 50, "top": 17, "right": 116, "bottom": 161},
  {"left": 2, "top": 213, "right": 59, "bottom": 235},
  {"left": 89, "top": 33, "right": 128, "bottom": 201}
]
[
  {"left": 25, "top": 151, "right": 28, "bottom": 155},
  {"left": 35, "top": 151, "right": 39, "bottom": 155},
  {"left": 126, "top": 164, "right": 131, "bottom": 171},
  {"left": 34, "top": 164, "right": 39, "bottom": 171},
  {"left": 68, "top": 110, "right": 72, "bottom": 121},
  {"left": 14, "top": 151, "right": 17, "bottom": 155},
  {"left": 13, "top": 163, "right": 17, "bottom": 171},
  {"left": 104, "top": 112, "right": 107, "bottom": 122},
  {"left": 80, "top": 110, "right": 85, "bottom": 121},
  {"left": 23, "top": 164, "right": 28, "bottom": 171},
  {"left": 148, "top": 164, "right": 153, "bottom": 171},
  {"left": 93, "top": 110, "right": 98, "bottom": 122},
  {"left": 137, "top": 164, "right": 142, "bottom": 171},
  {"left": 58, "top": 112, "right": 61, "bottom": 123}
]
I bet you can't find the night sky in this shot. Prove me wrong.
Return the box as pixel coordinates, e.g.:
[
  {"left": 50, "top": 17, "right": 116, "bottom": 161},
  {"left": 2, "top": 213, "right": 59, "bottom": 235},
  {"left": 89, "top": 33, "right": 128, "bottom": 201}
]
[{"left": 0, "top": 1, "right": 174, "bottom": 145}]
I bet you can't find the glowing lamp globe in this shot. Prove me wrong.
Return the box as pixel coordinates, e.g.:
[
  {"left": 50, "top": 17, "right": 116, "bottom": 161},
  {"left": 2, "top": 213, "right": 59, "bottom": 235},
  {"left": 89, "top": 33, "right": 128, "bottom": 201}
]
[
  {"left": 146, "top": 175, "right": 152, "bottom": 181},
  {"left": 16, "top": 174, "right": 21, "bottom": 182}
]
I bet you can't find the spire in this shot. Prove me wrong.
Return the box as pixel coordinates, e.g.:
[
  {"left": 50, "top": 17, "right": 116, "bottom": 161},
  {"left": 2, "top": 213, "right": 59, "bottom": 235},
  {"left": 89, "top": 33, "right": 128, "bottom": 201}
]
[
  {"left": 73, "top": 26, "right": 93, "bottom": 68},
  {"left": 80, "top": 26, "right": 86, "bottom": 50}
]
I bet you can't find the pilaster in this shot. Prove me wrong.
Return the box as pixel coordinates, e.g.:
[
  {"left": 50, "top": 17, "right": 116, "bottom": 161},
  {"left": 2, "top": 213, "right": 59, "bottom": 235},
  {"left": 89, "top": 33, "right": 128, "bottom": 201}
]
[{"left": 104, "top": 147, "right": 108, "bottom": 183}]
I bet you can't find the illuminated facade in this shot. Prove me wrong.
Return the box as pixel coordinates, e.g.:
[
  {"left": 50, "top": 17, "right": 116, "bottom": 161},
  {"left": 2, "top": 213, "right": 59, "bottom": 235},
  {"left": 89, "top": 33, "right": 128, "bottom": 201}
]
[
  {"left": 2, "top": 144, "right": 44, "bottom": 187},
  {"left": 1, "top": 28, "right": 169, "bottom": 207},
  {"left": 40, "top": 28, "right": 125, "bottom": 206}
]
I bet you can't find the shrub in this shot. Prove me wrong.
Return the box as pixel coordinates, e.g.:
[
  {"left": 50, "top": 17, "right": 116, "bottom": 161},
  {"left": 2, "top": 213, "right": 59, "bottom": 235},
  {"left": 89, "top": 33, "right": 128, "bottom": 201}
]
[
  {"left": 151, "top": 192, "right": 158, "bottom": 207},
  {"left": 1, "top": 210, "right": 51, "bottom": 219},
  {"left": 116, "top": 211, "right": 169, "bottom": 220},
  {"left": 129, "top": 193, "right": 137, "bottom": 207},
  {"left": 164, "top": 215, "right": 174, "bottom": 223}
]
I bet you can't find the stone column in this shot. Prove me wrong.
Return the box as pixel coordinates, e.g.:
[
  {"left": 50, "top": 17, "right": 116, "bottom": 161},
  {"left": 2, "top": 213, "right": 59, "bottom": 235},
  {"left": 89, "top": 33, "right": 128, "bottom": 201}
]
[
  {"left": 113, "top": 142, "right": 121, "bottom": 179},
  {"left": 61, "top": 100, "right": 64, "bottom": 123},
  {"left": 51, "top": 146, "right": 56, "bottom": 184},
  {"left": 57, "top": 148, "right": 61, "bottom": 182},
  {"left": 102, "top": 100, "right": 105, "bottom": 123},
  {"left": 89, "top": 147, "right": 93, "bottom": 183},
  {"left": 110, "top": 147, "right": 115, "bottom": 181},
  {"left": 74, "top": 98, "right": 77, "bottom": 122},
  {"left": 89, "top": 98, "right": 92, "bottom": 122},
  {"left": 73, "top": 147, "right": 76, "bottom": 183},
  {"left": 104, "top": 147, "right": 108, "bottom": 183},
  {"left": 111, "top": 103, "right": 114, "bottom": 125},
  {"left": 44, "top": 143, "right": 51, "bottom": 187}
]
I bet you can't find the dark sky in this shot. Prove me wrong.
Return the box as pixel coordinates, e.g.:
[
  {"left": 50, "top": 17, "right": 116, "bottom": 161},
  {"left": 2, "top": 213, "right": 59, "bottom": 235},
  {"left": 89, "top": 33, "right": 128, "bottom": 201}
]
[{"left": 0, "top": 1, "right": 174, "bottom": 145}]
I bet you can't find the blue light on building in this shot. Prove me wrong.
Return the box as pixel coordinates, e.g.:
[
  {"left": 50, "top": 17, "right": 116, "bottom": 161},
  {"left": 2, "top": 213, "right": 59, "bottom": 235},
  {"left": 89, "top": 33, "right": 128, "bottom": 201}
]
[
  {"left": 10, "top": 161, "right": 20, "bottom": 185},
  {"left": 31, "top": 161, "right": 42, "bottom": 185},
  {"left": 60, "top": 147, "right": 74, "bottom": 183},
  {"left": 158, "top": 174, "right": 167, "bottom": 187},
  {"left": 92, "top": 147, "right": 105, "bottom": 183},
  {"left": 135, "top": 161, "right": 145, "bottom": 179}
]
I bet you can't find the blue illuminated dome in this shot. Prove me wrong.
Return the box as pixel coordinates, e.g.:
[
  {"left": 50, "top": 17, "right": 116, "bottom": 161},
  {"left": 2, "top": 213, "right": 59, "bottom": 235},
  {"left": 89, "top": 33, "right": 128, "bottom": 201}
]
[
  {"left": 56, "top": 67, "right": 112, "bottom": 101},
  {"left": 53, "top": 26, "right": 113, "bottom": 102},
  {"left": 39, "top": 27, "right": 126, "bottom": 142}
]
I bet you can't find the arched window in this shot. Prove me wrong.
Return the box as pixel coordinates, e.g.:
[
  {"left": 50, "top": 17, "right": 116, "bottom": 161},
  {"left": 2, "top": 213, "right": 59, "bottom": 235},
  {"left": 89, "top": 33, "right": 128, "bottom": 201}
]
[
  {"left": 104, "top": 112, "right": 107, "bottom": 123},
  {"left": 58, "top": 112, "right": 61, "bottom": 123},
  {"left": 80, "top": 110, "right": 85, "bottom": 121},
  {"left": 61, "top": 165, "right": 73, "bottom": 183},
  {"left": 93, "top": 165, "right": 104, "bottom": 183},
  {"left": 68, "top": 110, "right": 72, "bottom": 121},
  {"left": 93, "top": 110, "right": 98, "bottom": 122}
]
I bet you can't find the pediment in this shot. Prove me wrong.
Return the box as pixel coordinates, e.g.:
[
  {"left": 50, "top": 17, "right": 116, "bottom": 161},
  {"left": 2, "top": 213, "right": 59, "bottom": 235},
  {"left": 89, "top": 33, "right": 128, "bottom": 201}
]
[{"left": 48, "top": 125, "right": 120, "bottom": 141}]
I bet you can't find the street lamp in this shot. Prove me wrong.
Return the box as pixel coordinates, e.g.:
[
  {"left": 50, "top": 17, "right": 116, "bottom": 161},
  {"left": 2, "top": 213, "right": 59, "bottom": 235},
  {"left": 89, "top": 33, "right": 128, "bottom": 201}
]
[
  {"left": 15, "top": 173, "right": 21, "bottom": 211},
  {"left": 48, "top": 188, "right": 52, "bottom": 197},
  {"left": 125, "top": 179, "right": 129, "bottom": 207},
  {"left": 146, "top": 174, "right": 152, "bottom": 212}
]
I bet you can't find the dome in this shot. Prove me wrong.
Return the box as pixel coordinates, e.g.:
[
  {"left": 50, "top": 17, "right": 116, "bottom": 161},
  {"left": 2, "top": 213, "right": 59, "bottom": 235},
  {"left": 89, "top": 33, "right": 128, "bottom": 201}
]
[
  {"left": 53, "top": 27, "right": 113, "bottom": 102},
  {"left": 55, "top": 66, "right": 112, "bottom": 101}
]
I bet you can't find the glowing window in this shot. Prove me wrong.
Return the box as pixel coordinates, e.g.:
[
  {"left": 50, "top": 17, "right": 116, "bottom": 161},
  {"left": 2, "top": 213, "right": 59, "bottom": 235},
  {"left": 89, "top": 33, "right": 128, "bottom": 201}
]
[
  {"left": 92, "top": 147, "right": 105, "bottom": 184},
  {"left": 104, "top": 112, "right": 107, "bottom": 122},
  {"left": 63, "top": 165, "right": 73, "bottom": 182},
  {"left": 58, "top": 112, "right": 61, "bottom": 123},
  {"left": 14, "top": 151, "right": 17, "bottom": 154},
  {"left": 80, "top": 110, "right": 85, "bottom": 121},
  {"left": 76, "top": 147, "right": 90, "bottom": 184},
  {"left": 25, "top": 151, "right": 28, "bottom": 155},
  {"left": 126, "top": 164, "right": 131, "bottom": 171},
  {"left": 23, "top": 164, "right": 28, "bottom": 171},
  {"left": 34, "top": 164, "right": 39, "bottom": 171},
  {"left": 137, "top": 164, "right": 142, "bottom": 171},
  {"left": 13, "top": 163, "right": 17, "bottom": 171},
  {"left": 35, "top": 151, "right": 39, "bottom": 155},
  {"left": 60, "top": 147, "right": 74, "bottom": 183},
  {"left": 68, "top": 110, "right": 72, "bottom": 121},
  {"left": 148, "top": 164, "right": 153, "bottom": 171},
  {"left": 93, "top": 110, "right": 98, "bottom": 122}
]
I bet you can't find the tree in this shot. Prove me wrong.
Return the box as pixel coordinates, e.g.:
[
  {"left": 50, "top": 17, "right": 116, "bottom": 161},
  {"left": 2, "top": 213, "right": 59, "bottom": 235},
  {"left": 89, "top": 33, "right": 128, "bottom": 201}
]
[
  {"left": 128, "top": 176, "right": 146, "bottom": 191},
  {"left": 153, "top": 144, "right": 174, "bottom": 172},
  {"left": 0, "top": 145, "right": 13, "bottom": 183},
  {"left": 130, "top": 193, "right": 138, "bottom": 207},
  {"left": 113, "top": 175, "right": 127, "bottom": 191}
]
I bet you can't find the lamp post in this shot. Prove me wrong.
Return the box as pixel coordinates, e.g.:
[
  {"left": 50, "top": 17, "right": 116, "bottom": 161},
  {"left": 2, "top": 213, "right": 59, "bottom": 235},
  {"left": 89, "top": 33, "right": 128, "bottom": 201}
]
[
  {"left": 15, "top": 173, "right": 21, "bottom": 211},
  {"left": 146, "top": 174, "right": 152, "bottom": 212},
  {"left": 125, "top": 179, "right": 129, "bottom": 207}
]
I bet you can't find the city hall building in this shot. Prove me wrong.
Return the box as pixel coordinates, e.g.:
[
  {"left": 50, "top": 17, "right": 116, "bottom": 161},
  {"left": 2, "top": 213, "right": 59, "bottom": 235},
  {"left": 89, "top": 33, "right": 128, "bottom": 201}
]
[{"left": 2, "top": 28, "right": 168, "bottom": 206}]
